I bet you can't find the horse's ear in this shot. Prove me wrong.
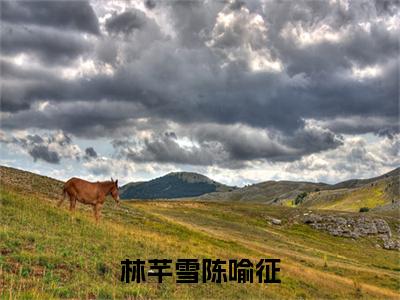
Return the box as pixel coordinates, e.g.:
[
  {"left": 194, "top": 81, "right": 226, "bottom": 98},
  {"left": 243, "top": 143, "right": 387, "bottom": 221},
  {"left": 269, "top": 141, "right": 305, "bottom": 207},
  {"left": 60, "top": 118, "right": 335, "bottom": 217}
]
[
  {"left": 116, "top": 179, "right": 118, "bottom": 186},
  {"left": 111, "top": 177, "right": 114, "bottom": 182}
]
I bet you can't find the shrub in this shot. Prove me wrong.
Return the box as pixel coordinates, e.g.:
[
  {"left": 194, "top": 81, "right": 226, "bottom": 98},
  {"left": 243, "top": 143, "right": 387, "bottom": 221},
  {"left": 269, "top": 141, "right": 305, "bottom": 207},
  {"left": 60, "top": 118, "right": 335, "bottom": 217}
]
[
  {"left": 359, "top": 207, "right": 369, "bottom": 212},
  {"left": 294, "top": 192, "right": 308, "bottom": 205}
]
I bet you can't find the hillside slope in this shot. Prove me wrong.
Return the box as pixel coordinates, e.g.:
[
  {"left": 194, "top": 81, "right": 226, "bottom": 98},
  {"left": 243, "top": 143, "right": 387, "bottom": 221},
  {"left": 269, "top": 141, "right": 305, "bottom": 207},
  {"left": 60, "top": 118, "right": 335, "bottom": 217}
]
[
  {"left": 1, "top": 166, "right": 399, "bottom": 299},
  {"left": 120, "top": 171, "right": 235, "bottom": 199},
  {"left": 329, "top": 168, "right": 400, "bottom": 190},
  {"left": 0, "top": 165, "right": 63, "bottom": 199},
  {"left": 303, "top": 172, "right": 399, "bottom": 212},
  {"left": 199, "top": 168, "right": 399, "bottom": 212},
  {"left": 200, "top": 180, "right": 327, "bottom": 203}
]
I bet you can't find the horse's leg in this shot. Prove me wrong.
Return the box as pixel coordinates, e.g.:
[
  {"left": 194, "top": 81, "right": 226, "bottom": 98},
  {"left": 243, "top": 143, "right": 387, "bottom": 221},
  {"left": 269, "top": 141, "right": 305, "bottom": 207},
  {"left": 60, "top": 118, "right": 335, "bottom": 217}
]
[
  {"left": 57, "top": 189, "right": 67, "bottom": 207},
  {"left": 94, "top": 203, "right": 102, "bottom": 223},
  {"left": 57, "top": 197, "right": 64, "bottom": 208},
  {"left": 69, "top": 196, "right": 77, "bottom": 212},
  {"left": 92, "top": 204, "right": 97, "bottom": 221}
]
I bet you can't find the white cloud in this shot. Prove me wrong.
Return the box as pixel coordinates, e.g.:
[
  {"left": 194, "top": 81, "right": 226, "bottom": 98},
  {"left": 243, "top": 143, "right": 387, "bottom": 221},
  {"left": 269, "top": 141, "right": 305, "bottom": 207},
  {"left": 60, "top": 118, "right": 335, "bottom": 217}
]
[
  {"left": 207, "top": 5, "right": 282, "bottom": 72},
  {"left": 281, "top": 22, "right": 344, "bottom": 47},
  {"left": 351, "top": 64, "right": 383, "bottom": 80}
]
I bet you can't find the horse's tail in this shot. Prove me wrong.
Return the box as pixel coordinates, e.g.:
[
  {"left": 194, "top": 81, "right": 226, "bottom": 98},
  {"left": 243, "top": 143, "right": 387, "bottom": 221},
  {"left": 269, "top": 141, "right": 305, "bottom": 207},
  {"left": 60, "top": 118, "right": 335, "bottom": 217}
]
[{"left": 58, "top": 185, "right": 68, "bottom": 207}]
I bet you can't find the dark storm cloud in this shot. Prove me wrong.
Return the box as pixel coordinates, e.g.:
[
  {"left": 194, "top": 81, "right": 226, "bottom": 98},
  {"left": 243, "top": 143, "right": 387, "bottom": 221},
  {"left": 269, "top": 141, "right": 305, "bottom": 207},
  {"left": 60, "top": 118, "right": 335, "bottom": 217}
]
[
  {"left": 281, "top": 126, "right": 343, "bottom": 156},
  {"left": 1, "top": 59, "right": 57, "bottom": 81},
  {"left": 317, "top": 116, "right": 399, "bottom": 137},
  {"left": 1, "top": 86, "right": 31, "bottom": 112},
  {"left": 2, "top": 1, "right": 396, "bottom": 129},
  {"left": 1, "top": 74, "right": 75, "bottom": 112},
  {"left": 123, "top": 133, "right": 220, "bottom": 166},
  {"left": 191, "top": 124, "right": 343, "bottom": 162},
  {"left": 191, "top": 124, "right": 291, "bottom": 162},
  {"left": 105, "top": 9, "right": 148, "bottom": 35},
  {"left": 0, "top": 99, "right": 150, "bottom": 137},
  {"left": 165, "top": 0, "right": 225, "bottom": 47},
  {"left": 145, "top": 0, "right": 157, "bottom": 10},
  {"left": 0, "top": 132, "right": 75, "bottom": 164},
  {"left": 0, "top": 0, "right": 399, "bottom": 168},
  {"left": 1, "top": 0, "right": 99, "bottom": 35},
  {"left": 229, "top": 1, "right": 245, "bottom": 11},
  {"left": 374, "top": 0, "right": 400, "bottom": 15},
  {"left": 0, "top": 24, "right": 92, "bottom": 65},
  {"left": 114, "top": 123, "right": 343, "bottom": 167},
  {"left": 26, "top": 134, "right": 44, "bottom": 145},
  {"left": 279, "top": 23, "right": 399, "bottom": 78},
  {"left": 259, "top": 0, "right": 399, "bottom": 73},
  {"left": 28, "top": 145, "right": 60, "bottom": 164},
  {"left": 85, "top": 147, "right": 98, "bottom": 158}
]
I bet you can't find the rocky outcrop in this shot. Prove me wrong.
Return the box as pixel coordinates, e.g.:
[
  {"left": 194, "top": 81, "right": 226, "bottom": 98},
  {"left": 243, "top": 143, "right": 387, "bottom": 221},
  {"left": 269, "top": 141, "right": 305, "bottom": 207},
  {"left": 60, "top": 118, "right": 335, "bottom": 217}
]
[
  {"left": 265, "top": 216, "right": 282, "bottom": 225},
  {"left": 382, "top": 237, "right": 400, "bottom": 250},
  {"left": 271, "top": 218, "right": 282, "bottom": 225},
  {"left": 303, "top": 214, "right": 399, "bottom": 250}
]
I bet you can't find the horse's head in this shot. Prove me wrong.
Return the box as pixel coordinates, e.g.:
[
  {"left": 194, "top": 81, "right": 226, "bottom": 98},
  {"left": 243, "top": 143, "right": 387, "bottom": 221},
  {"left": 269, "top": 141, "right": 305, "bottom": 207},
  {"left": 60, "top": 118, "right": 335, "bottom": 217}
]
[{"left": 110, "top": 178, "right": 120, "bottom": 205}]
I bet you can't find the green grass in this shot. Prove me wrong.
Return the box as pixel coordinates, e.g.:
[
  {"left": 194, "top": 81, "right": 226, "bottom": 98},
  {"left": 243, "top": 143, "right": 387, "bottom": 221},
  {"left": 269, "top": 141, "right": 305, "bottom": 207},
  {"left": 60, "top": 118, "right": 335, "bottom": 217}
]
[
  {"left": 1, "top": 166, "right": 399, "bottom": 299},
  {"left": 282, "top": 199, "right": 295, "bottom": 207},
  {"left": 310, "top": 183, "right": 388, "bottom": 212}
]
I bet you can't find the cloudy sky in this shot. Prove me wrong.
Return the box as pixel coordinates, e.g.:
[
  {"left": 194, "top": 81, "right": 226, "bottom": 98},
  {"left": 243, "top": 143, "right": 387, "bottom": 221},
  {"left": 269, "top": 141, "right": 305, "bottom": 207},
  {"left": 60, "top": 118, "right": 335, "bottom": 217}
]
[{"left": 0, "top": 0, "right": 399, "bottom": 186}]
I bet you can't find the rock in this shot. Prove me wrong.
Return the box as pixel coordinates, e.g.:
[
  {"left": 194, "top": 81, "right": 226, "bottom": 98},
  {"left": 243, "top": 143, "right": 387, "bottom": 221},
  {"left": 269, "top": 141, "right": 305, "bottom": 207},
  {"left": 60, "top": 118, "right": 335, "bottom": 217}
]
[
  {"left": 303, "top": 213, "right": 395, "bottom": 248},
  {"left": 303, "top": 214, "right": 322, "bottom": 224},
  {"left": 335, "top": 217, "right": 347, "bottom": 225},
  {"left": 383, "top": 238, "right": 400, "bottom": 250},
  {"left": 265, "top": 215, "right": 282, "bottom": 225},
  {"left": 271, "top": 218, "right": 282, "bottom": 225},
  {"left": 374, "top": 219, "right": 391, "bottom": 237}
]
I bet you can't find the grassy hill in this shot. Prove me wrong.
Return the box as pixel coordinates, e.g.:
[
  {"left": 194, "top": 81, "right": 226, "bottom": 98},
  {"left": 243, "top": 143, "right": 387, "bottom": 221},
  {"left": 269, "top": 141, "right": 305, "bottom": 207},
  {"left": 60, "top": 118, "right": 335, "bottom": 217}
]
[
  {"left": 120, "top": 172, "right": 235, "bottom": 200},
  {"left": 199, "top": 168, "right": 399, "bottom": 213},
  {"left": 1, "top": 166, "right": 399, "bottom": 299},
  {"left": 303, "top": 172, "right": 399, "bottom": 212},
  {"left": 329, "top": 168, "right": 400, "bottom": 190},
  {"left": 199, "top": 180, "right": 327, "bottom": 203}
]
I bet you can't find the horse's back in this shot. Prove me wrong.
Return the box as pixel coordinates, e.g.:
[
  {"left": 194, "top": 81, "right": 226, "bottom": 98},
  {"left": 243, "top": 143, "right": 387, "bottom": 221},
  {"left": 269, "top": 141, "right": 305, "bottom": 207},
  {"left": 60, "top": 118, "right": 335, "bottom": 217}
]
[
  {"left": 65, "top": 177, "right": 92, "bottom": 185},
  {"left": 64, "top": 177, "right": 94, "bottom": 192}
]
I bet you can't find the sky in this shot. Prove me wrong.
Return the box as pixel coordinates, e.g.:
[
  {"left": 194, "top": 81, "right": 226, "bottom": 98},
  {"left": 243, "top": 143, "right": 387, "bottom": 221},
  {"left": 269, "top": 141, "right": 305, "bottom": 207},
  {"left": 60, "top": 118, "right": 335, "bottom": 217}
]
[{"left": 0, "top": 0, "right": 399, "bottom": 187}]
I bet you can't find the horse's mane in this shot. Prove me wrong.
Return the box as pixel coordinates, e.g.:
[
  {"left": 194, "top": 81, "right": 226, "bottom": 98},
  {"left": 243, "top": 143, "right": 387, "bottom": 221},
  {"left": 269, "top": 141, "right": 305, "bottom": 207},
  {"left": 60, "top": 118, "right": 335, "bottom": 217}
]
[
  {"left": 96, "top": 180, "right": 114, "bottom": 184},
  {"left": 97, "top": 181, "right": 116, "bottom": 194}
]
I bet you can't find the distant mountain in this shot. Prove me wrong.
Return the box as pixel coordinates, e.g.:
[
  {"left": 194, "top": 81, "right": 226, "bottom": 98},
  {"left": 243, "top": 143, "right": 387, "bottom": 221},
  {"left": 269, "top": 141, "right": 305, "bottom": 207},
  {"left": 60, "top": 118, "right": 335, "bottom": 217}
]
[
  {"left": 200, "top": 167, "right": 400, "bottom": 212},
  {"left": 303, "top": 168, "right": 399, "bottom": 212},
  {"left": 120, "top": 172, "right": 236, "bottom": 200},
  {"left": 199, "top": 180, "right": 328, "bottom": 203},
  {"left": 329, "top": 167, "right": 400, "bottom": 189}
]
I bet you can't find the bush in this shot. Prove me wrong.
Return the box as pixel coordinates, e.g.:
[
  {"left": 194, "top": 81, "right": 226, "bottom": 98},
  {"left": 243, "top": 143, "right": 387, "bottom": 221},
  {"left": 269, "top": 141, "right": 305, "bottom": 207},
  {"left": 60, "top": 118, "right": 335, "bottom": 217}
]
[
  {"left": 359, "top": 207, "right": 369, "bottom": 212},
  {"left": 294, "top": 192, "right": 308, "bottom": 205}
]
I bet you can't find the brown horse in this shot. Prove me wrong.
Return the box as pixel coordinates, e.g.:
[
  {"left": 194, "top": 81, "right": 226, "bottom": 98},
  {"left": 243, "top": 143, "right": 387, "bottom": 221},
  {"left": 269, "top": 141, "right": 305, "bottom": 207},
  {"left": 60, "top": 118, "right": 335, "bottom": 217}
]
[{"left": 58, "top": 177, "right": 120, "bottom": 222}]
